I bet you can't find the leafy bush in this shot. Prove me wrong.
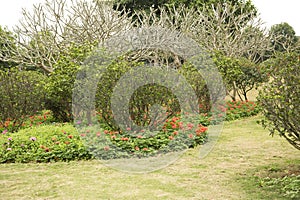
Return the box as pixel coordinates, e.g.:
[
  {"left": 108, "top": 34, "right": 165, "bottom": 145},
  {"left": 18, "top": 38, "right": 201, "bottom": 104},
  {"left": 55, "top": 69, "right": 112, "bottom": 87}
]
[
  {"left": 0, "top": 69, "right": 47, "bottom": 132},
  {"left": 0, "top": 124, "right": 92, "bottom": 163},
  {"left": 258, "top": 52, "right": 300, "bottom": 150},
  {"left": 45, "top": 42, "right": 95, "bottom": 122},
  {"left": 94, "top": 59, "right": 210, "bottom": 132}
]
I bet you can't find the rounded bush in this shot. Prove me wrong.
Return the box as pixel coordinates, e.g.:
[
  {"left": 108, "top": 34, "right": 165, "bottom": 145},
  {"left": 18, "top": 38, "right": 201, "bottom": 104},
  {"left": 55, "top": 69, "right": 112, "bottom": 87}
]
[{"left": 0, "top": 124, "right": 92, "bottom": 163}]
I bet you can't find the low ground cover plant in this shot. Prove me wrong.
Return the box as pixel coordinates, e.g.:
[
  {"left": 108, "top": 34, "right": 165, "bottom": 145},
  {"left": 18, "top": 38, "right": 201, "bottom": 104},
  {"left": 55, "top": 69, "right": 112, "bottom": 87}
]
[
  {"left": 0, "top": 124, "right": 92, "bottom": 163},
  {"left": 256, "top": 164, "right": 300, "bottom": 199}
]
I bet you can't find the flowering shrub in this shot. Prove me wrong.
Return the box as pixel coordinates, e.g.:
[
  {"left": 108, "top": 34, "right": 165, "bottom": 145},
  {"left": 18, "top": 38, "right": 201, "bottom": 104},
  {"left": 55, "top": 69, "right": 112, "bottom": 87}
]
[
  {"left": 224, "top": 100, "right": 261, "bottom": 121},
  {"left": 0, "top": 110, "right": 54, "bottom": 133},
  {"left": 0, "top": 124, "right": 92, "bottom": 163},
  {"left": 77, "top": 114, "right": 208, "bottom": 160},
  {"left": 197, "top": 100, "right": 261, "bottom": 124}
]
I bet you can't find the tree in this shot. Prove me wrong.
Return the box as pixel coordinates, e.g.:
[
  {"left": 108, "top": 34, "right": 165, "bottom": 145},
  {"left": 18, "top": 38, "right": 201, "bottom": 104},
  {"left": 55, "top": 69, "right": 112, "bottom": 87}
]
[
  {"left": 0, "top": 0, "right": 132, "bottom": 73},
  {"left": 258, "top": 52, "right": 300, "bottom": 150},
  {"left": 213, "top": 53, "right": 266, "bottom": 101},
  {"left": 270, "top": 22, "right": 299, "bottom": 53}
]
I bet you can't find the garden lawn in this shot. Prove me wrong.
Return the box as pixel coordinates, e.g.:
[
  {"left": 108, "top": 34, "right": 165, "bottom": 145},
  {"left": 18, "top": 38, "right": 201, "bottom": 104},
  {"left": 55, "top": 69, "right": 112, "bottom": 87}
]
[{"left": 0, "top": 115, "right": 299, "bottom": 200}]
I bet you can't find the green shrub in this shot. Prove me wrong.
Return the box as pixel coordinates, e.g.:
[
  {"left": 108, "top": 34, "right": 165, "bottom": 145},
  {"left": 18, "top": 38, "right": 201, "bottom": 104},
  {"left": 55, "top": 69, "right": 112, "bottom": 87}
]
[
  {"left": 45, "top": 42, "right": 95, "bottom": 122},
  {"left": 0, "top": 69, "right": 47, "bottom": 132},
  {"left": 258, "top": 52, "right": 300, "bottom": 150},
  {"left": 94, "top": 59, "right": 210, "bottom": 132},
  {"left": 0, "top": 124, "right": 92, "bottom": 163}
]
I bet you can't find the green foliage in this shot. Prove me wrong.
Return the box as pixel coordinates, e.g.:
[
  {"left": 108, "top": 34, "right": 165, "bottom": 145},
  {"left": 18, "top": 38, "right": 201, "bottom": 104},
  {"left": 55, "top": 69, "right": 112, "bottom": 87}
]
[
  {"left": 270, "top": 22, "right": 298, "bottom": 52},
  {"left": 258, "top": 52, "right": 300, "bottom": 150},
  {"left": 0, "top": 69, "right": 47, "bottom": 132},
  {"left": 45, "top": 42, "right": 95, "bottom": 122},
  {"left": 259, "top": 175, "right": 300, "bottom": 199},
  {"left": 0, "top": 124, "right": 92, "bottom": 163},
  {"left": 0, "top": 26, "right": 17, "bottom": 70},
  {"left": 95, "top": 59, "right": 210, "bottom": 131},
  {"left": 114, "top": 0, "right": 256, "bottom": 13},
  {"left": 213, "top": 53, "right": 266, "bottom": 101}
]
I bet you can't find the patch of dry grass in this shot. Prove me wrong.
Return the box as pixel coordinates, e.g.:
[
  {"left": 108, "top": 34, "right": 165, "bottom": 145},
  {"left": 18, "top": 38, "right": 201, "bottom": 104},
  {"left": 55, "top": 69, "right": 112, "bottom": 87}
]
[{"left": 0, "top": 116, "right": 299, "bottom": 200}]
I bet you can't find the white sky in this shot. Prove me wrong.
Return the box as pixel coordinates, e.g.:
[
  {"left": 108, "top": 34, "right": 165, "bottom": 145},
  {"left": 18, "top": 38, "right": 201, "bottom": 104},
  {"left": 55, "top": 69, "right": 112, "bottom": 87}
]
[{"left": 0, "top": 0, "right": 299, "bottom": 35}]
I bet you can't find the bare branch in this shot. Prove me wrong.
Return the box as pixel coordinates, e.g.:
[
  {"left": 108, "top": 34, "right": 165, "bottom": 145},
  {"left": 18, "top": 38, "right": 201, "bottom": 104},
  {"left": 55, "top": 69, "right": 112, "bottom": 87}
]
[{"left": 0, "top": 0, "right": 132, "bottom": 73}]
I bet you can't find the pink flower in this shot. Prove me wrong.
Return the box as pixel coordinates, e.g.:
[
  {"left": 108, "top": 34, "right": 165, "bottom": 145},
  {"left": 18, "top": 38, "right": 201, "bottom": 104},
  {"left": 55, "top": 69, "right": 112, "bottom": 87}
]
[
  {"left": 104, "top": 146, "right": 110, "bottom": 151},
  {"left": 2, "top": 130, "right": 8, "bottom": 134},
  {"left": 8, "top": 137, "right": 12, "bottom": 141},
  {"left": 30, "top": 137, "right": 36, "bottom": 141},
  {"left": 6, "top": 148, "right": 12, "bottom": 151}
]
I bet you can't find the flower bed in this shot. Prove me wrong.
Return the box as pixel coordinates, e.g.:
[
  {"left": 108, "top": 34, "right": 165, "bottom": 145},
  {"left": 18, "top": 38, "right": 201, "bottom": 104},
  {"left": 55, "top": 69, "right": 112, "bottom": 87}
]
[{"left": 0, "top": 100, "right": 260, "bottom": 163}]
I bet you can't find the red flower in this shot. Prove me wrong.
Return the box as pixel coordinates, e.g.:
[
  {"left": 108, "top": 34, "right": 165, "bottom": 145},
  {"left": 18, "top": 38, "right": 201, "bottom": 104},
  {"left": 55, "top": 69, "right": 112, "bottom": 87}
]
[
  {"left": 173, "top": 131, "right": 178, "bottom": 135},
  {"left": 169, "top": 135, "right": 174, "bottom": 140},
  {"left": 96, "top": 132, "right": 101, "bottom": 136},
  {"left": 111, "top": 135, "right": 116, "bottom": 139},
  {"left": 142, "top": 148, "right": 148, "bottom": 151},
  {"left": 188, "top": 134, "right": 193, "bottom": 139},
  {"left": 104, "top": 146, "right": 110, "bottom": 151},
  {"left": 68, "top": 135, "right": 73, "bottom": 139},
  {"left": 135, "top": 146, "right": 140, "bottom": 151}
]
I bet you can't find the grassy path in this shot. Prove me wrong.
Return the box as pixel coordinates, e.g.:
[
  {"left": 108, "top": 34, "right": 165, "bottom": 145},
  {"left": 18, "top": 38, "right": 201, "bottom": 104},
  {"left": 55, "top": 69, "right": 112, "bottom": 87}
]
[{"left": 0, "top": 116, "right": 299, "bottom": 199}]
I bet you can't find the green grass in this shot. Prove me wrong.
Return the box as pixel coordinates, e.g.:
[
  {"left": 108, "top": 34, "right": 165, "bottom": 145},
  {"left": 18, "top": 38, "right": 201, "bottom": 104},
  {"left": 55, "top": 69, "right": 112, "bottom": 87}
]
[{"left": 0, "top": 115, "right": 299, "bottom": 199}]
